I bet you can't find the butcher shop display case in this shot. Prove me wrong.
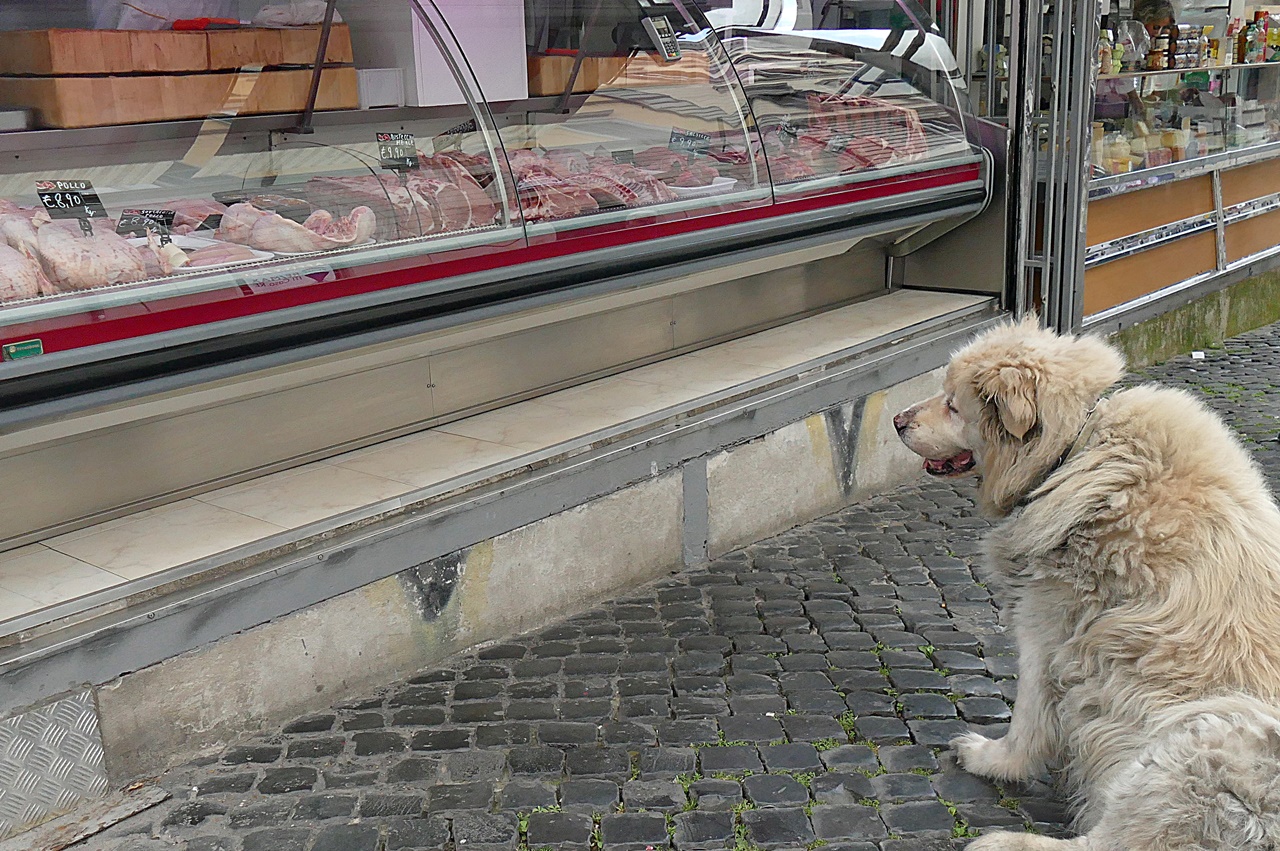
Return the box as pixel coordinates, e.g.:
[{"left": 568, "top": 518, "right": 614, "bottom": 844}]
[{"left": 0, "top": 0, "right": 987, "bottom": 405}]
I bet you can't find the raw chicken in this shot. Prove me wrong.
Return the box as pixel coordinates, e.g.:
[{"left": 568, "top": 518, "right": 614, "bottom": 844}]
[
  {"left": 36, "top": 219, "right": 150, "bottom": 291},
  {"left": 216, "top": 203, "right": 376, "bottom": 253},
  {"left": 185, "top": 243, "right": 262, "bottom": 267},
  {"left": 0, "top": 212, "right": 39, "bottom": 255},
  {"left": 0, "top": 243, "right": 53, "bottom": 300}
]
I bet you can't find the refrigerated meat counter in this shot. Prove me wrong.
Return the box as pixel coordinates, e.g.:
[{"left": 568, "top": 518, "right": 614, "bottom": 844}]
[{"left": 0, "top": 0, "right": 992, "bottom": 542}]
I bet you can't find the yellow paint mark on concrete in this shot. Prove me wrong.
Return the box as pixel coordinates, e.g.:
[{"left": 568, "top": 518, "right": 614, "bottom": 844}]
[
  {"left": 804, "top": 413, "right": 831, "bottom": 468},
  {"left": 855, "top": 389, "right": 888, "bottom": 470}
]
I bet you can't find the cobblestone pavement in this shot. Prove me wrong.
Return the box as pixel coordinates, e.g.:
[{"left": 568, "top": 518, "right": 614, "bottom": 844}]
[{"left": 90, "top": 322, "right": 1280, "bottom": 851}]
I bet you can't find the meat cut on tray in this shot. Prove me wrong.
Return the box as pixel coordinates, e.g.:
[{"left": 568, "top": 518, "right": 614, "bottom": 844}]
[
  {"left": 216, "top": 203, "right": 376, "bottom": 253},
  {"left": 508, "top": 148, "right": 680, "bottom": 223},
  {"left": 305, "top": 153, "right": 499, "bottom": 242},
  {"left": 36, "top": 219, "right": 152, "bottom": 292}
]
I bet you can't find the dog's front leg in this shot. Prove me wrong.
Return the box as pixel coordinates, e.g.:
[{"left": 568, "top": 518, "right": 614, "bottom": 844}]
[{"left": 954, "top": 607, "right": 1062, "bottom": 783}]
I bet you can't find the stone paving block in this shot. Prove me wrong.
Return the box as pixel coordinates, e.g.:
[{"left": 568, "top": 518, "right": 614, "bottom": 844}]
[
  {"left": 759, "top": 742, "right": 822, "bottom": 773},
  {"left": 600, "top": 811, "right": 670, "bottom": 849},
  {"left": 291, "top": 794, "right": 356, "bottom": 821},
  {"left": 561, "top": 778, "right": 621, "bottom": 811},
  {"left": 427, "top": 782, "right": 493, "bottom": 812},
  {"left": 963, "top": 802, "right": 1028, "bottom": 831},
  {"left": 442, "top": 750, "right": 506, "bottom": 783},
  {"left": 622, "top": 779, "right": 686, "bottom": 810},
  {"left": 196, "top": 773, "right": 255, "bottom": 795},
  {"left": 879, "top": 800, "right": 958, "bottom": 837},
  {"left": 843, "top": 691, "right": 896, "bottom": 716},
  {"left": 311, "top": 823, "right": 380, "bottom": 851},
  {"left": 566, "top": 746, "right": 631, "bottom": 778},
  {"left": 811, "top": 772, "right": 874, "bottom": 805},
  {"left": 743, "top": 773, "right": 809, "bottom": 807},
  {"left": 672, "top": 697, "right": 728, "bottom": 718},
  {"left": 728, "top": 695, "right": 788, "bottom": 715},
  {"left": 819, "top": 745, "right": 876, "bottom": 773},
  {"left": 853, "top": 715, "right": 912, "bottom": 744},
  {"left": 699, "top": 745, "right": 762, "bottom": 775},
  {"left": 507, "top": 745, "right": 565, "bottom": 775},
  {"left": 741, "top": 807, "right": 814, "bottom": 848},
  {"left": 671, "top": 809, "right": 734, "bottom": 850},
  {"left": 241, "top": 828, "right": 310, "bottom": 851},
  {"left": 901, "top": 693, "right": 959, "bottom": 719},
  {"left": 258, "top": 767, "right": 317, "bottom": 794},
  {"left": 526, "top": 811, "right": 594, "bottom": 851},
  {"left": 785, "top": 689, "right": 848, "bottom": 714},
  {"left": 958, "top": 697, "right": 1013, "bottom": 723},
  {"left": 809, "top": 804, "right": 887, "bottom": 841},
  {"left": 781, "top": 714, "right": 845, "bottom": 742},
  {"left": 690, "top": 778, "right": 743, "bottom": 810},
  {"left": 498, "top": 779, "right": 558, "bottom": 810},
  {"left": 411, "top": 729, "right": 470, "bottom": 751},
  {"left": 639, "top": 746, "right": 697, "bottom": 776},
  {"left": 452, "top": 811, "right": 518, "bottom": 850},
  {"left": 878, "top": 744, "right": 938, "bottom": 773},
  {"left": 907, "top": 719, "right": 971, "bottom": 748},
  {"left": 871, "top": 772, "right": 936, "bottom": 801},
  {"left": 363, "top": 793, "right": 427, "bottom": 817},
  {"left": 658, "top": 719, "right": 720, "bottom": 746},
  {"left": 718, "top": 715, "right": 784, "bottom": 743}
]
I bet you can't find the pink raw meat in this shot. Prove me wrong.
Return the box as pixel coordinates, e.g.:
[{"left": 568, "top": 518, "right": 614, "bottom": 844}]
[
  {"left": 36, "top": 219, "right": 150, "bottom": 291},
  {"left": 217, "top": 203, "right": 376, "bottom": 253},
  {"left": 0, "top": 243, "right": 54, "bottom": 299}
]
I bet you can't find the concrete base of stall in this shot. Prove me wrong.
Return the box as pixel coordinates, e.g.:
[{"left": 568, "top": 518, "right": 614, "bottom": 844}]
[
  {"left": 1094, "top": 265, "right": 1280, "bottom": 368},
  {"left": 0, "top": 293, "right": 1002, "bottom": 841}
]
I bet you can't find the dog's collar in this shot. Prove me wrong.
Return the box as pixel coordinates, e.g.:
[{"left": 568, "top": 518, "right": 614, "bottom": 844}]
[{"left": 1012, "top": 395, "right": 1108, "bottom": 510}]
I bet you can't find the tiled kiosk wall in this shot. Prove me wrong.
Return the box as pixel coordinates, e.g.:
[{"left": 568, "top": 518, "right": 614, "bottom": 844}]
[{"left": 84, "top": 367, "right": 942, "bottom": 786}]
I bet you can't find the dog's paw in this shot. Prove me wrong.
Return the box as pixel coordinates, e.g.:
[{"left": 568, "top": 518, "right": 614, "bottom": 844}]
[{"left": 951, "top": 732, "right": 1041, "bottom": 782}]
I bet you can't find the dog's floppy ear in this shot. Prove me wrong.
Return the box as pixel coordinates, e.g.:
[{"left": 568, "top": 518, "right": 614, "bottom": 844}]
[{"left": 977, "top": 365, "right": 1038, "bottom": 439}]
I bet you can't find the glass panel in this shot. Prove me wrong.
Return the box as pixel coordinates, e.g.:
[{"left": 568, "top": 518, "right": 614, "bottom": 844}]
[
  {"left": 0, "top": 0, "right": 519, "bottom": 346},
  {"left": 718, "top": 6, "right": 976, "bottom": 198},
  {"left": 511, "top": 0, "right": 769, "bottom": 242},
  {"left": 1091, "top": 64, "right": 1280, "bottom": 179}
]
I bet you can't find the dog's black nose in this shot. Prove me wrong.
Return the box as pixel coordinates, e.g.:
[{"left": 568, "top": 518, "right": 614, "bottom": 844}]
[{"left": 893, "top": 412, "right": 910, "bottom": 433}]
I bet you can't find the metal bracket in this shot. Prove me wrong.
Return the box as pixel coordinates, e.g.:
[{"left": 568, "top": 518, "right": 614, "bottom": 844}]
[{"left": 288, "top": 0, "right": 340, "bottom": 135}]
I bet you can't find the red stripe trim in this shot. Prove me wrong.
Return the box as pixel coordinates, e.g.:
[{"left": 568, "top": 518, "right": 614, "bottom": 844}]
[{"left": 0, "top": 164, "right": 979, "bottom": 357}]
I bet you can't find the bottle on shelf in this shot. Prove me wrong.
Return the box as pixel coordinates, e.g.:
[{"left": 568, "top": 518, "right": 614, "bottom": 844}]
[
  {"left": 1098, "top": 15, "right": 1115, "bottom": 75},
  {"left": 1245, "top": 10, "right": 1267, "bottom": 63},
  {"left": 1267, "top": 13, "right": 1280, "bottom": 61}
]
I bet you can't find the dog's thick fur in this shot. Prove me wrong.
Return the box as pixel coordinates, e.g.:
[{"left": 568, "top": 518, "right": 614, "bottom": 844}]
[{"left": 896, "top": 318, "right": 1280, "bottom": 850}]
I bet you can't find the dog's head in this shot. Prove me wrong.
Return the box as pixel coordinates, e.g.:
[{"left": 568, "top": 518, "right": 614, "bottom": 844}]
[{"left": 895, "top": 317, "right": 1125, "bottom": 515}]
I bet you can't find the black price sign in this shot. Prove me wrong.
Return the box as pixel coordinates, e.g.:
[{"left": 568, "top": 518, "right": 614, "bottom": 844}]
[
  {"left": 116, "top": 208, "right": 176, "bottom": 244},
  {"left": 197, "top": 213, "right": 223, "bottom": 232},
  {"left": 36, "top": 179, "right": 107, "bottom": 235},
  {"left": 376, "top": 132, "right": 420, "bottom": 172},
  {"left": 668, "top": 127, "right": 711, "bottom": 153},
  {"left": 432, "top": 118, "right": 477, "bottom": 152},
  {"left": 612, "top": 149, "right": 636, "bottom": 164}
]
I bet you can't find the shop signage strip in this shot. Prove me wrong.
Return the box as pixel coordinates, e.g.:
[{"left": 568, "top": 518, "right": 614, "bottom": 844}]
[{"left": 1084, "top": 212, "right": 1219, "bottom": 267}]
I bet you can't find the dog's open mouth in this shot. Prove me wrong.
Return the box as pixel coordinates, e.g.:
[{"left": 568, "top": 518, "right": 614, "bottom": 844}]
[{"left": 923, "top": 451, "right": 975, "bottom": 477}]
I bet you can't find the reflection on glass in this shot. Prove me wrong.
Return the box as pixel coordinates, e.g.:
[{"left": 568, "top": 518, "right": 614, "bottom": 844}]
[
  {"left": 514, "top": 0, "right": 766, "bottom": 228},
  {"left": 720, "top": 20, "right": 972, "bottom": 192}
]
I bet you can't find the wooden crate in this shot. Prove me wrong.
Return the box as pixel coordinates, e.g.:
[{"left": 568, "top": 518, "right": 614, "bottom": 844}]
[
  {"left": 0, "top": 67, "right": 359, "bottom": 129},
  {"left": 0, "top": 25, "right": 353, "bottom": 75},
  {"left": 527, "top": 55, "right": 633, "bottom": 96},
  {"left": 207, "top": 25, "right": 353, "bottom": 70}
]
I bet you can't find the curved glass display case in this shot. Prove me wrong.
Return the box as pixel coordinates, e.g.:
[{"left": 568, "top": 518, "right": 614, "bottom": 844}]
[{"left": 0, "top": 0, "right": 986, "bottom": 396}]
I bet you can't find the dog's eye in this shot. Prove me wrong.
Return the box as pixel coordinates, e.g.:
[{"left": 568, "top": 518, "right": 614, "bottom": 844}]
[{"left": 946, "top": 399, "right": 959, "bottom": 414}]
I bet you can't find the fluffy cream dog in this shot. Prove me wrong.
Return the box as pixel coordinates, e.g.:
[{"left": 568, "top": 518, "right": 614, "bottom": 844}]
[{"left": 895, "top": 318, "right": 1280, "bottom": 850}]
